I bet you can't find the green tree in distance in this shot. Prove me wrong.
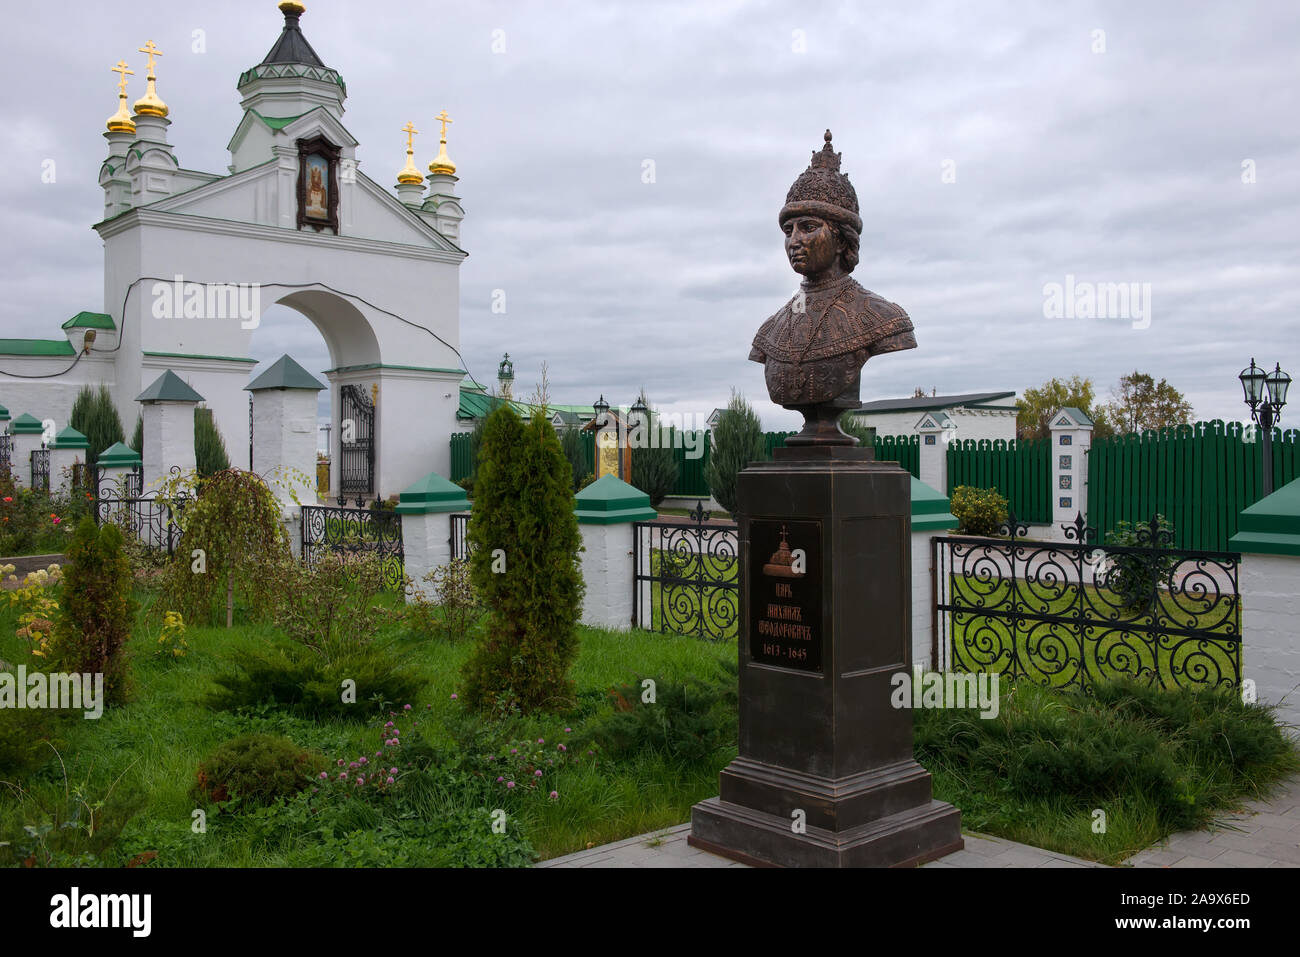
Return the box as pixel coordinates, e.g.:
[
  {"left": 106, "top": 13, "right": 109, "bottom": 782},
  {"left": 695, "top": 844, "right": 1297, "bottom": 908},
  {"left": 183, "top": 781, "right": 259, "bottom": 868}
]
[
  {"left": 1093, "top": 372, "right": 1193, "bottom": 436},
  {"left": 1017, "top": 376, "right": 1101, "bottom": 440}
]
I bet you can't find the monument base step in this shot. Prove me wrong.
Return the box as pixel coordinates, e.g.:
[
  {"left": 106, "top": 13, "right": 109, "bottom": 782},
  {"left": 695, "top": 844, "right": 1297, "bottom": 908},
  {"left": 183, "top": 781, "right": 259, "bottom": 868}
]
[{"left": 689, "top": 796, "right": 963, "bottom": 868}]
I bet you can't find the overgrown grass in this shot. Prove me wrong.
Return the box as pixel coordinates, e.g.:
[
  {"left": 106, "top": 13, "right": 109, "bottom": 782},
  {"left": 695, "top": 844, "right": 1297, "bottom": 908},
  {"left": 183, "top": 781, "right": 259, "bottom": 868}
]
[
  {"left": 0, "top": 587, "right": 734, "bottom": 866},
  {"left": 916, "top": 678, "right": 1299, "bottom": 864}
]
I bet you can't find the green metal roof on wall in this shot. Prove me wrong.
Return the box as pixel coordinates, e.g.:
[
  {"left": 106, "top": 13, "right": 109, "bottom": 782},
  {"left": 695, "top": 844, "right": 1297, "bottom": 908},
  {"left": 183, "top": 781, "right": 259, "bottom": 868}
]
[
  {"left": 9, "top": 413, "right": 44, "bottom": 434},
  {"left": 0, "top": 403, "right": 9, "bottom": 420},
  {"left": 911, "top": 476, "right": 959, "bottom": 531},
  {"left": 574, "top": 475, "right": 657, "bottom": 524},
  {"left": 395, "top": 471, "right": 471, "bottom": 515},
  {"left": 61, "top": 311, "right": 116, "bottom": 331},
  {"left": 1053, "top": 407, "right": 1094, "bottom": 427},
  {"left": 1229, "top": 477, "right": 1300, "bottom": 556},
  {"left": 0, "top": 339, "right": 76, "bottom": 357},
  {"left": 137, "top": 369, "right": 204, "bottom": 403},
  {"left": 51, "top": 426, "right": 89, "bottom": 450},
  {"left": 97, "top": 441, "right": 141, "bottom": 468},
  {"left": 245, "top": 354, "right": 325, "bottom": 391}
]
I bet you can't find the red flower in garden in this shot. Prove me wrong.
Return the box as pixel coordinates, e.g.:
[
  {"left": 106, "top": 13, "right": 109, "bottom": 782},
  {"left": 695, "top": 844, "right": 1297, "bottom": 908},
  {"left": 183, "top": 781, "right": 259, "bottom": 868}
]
[{"left": 2, "top": 497, "right": 10, "bottom": 503}]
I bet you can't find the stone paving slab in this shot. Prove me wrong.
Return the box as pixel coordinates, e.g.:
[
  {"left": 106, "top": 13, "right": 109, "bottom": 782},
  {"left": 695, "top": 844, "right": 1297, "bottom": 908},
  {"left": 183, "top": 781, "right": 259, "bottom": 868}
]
[
  {"left": 538, "top": 774, "right": 1300, "bottom": 868},
  {"left": 1124, "top": 774, "right": 1300, "bottom": 869}
]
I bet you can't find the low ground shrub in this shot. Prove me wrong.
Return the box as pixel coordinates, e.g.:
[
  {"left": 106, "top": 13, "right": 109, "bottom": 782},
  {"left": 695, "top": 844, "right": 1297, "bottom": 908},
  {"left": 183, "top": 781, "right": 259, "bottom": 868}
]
[
  {"left": 205, "top": 644, "right": 426, "bottom": 720},
  {"left": 270, "top": 552, "right": 389, "bottom": 662},
  {"left": 191, "top": 733, "right": 324, "bottom": 806},
  {"left": 949, "top": 485, "right": 1010, "bottom": 536}
]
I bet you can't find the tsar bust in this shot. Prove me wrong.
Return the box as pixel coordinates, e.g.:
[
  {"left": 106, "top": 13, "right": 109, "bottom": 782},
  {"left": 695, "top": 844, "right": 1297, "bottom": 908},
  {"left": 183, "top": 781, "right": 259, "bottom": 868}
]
[{"left": 749, "top": 130, "right": 916, "bottom": 446}]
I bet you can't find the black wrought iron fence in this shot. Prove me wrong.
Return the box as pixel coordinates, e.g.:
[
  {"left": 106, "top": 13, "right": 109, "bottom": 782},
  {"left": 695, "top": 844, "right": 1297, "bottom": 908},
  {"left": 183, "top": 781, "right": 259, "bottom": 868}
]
[
  {"left": 0, "top": 434, "right": 11, "bottom": 471},
  {"left": 300, "top": 504, "right": 404, "bottom": 590},
  {"left": 933, "top": 513, "right": 1241, "bottom": 692},
  {"left": 91, "top": 470, "right": 187, "bottom": 556},
  {"left": 450, "top": 512, "right": 473, "bottom": 560},
  {"left": 633, "top": 501, "right": 739, "bottom": 642},
  {"left": 30, "top": 449, "right": 50, "bottom": 493}
]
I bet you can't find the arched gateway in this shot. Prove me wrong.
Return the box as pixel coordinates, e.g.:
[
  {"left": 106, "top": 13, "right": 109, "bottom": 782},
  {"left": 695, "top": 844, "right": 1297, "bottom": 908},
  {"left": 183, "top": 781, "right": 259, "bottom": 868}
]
[{"left": 1, "top": 1, "right": 468, "bottom": 500}]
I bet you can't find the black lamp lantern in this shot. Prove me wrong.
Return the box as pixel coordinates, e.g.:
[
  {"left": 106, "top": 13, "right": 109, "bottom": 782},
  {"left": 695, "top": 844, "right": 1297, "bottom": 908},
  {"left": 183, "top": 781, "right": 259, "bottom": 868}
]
[
  {"left": 628, "top": 395, "right": 649, "bottom": 434},
  {"left": 1240, "top": 357, "right": 1290, "bottom": 496},
  {"left": 593, "top": 394, "right": 609, "bottom": 425}
]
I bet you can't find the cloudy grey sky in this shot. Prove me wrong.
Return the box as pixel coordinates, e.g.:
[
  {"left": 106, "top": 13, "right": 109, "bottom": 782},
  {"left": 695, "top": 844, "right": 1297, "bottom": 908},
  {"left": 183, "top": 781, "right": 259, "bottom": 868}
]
[{"left": 4, "top": 0, "right": 1298, "bottom": 431}]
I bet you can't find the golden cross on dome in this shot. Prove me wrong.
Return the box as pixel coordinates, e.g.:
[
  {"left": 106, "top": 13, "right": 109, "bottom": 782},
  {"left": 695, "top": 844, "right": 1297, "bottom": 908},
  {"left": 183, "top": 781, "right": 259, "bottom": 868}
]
[
  {"left": 111, "top": 60, "right": 134, "bottom": 95},
  {"left": 435, "top": 110, "right": 452, "bottom": 140},
  {"left": 401, "top": 121, "right": 419, "bottom": 151},
  {"left": 138, "top": 40, "right": 163, "bottom": 75}
]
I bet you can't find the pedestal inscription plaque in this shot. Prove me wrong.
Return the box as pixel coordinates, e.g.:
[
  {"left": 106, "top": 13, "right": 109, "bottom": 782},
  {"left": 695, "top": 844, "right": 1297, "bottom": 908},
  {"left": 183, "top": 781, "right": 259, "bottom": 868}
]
[{"left": 749, "top": 520, "right": 822, "bottom": 673}]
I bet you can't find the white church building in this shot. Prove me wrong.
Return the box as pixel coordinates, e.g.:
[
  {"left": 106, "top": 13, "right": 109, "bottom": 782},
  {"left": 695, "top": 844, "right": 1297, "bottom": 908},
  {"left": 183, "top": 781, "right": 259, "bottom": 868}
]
[{"left": 0, "top": 1, "right": 467, "bottom": 502}]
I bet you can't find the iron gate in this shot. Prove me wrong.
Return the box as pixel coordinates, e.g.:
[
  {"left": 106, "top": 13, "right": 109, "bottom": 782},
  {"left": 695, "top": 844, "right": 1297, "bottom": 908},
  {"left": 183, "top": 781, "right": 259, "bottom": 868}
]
[
  {"left": 338, "top": 384, "right": 375, "bottom": 505},
  {"left": 0, "top": 434, "right": 11, "bottom": 471},
  {"left": 633, "top": 502, "right": 739, "bottom": 641},
  {"left": 300, "top": 503, "right": 404, "bottom": 590},
  {"left": 30, "top": 449, "right": 49, "bottom": 492},
  {"left": 933, "top": 513, "right": 1241, "bottom": 692}
]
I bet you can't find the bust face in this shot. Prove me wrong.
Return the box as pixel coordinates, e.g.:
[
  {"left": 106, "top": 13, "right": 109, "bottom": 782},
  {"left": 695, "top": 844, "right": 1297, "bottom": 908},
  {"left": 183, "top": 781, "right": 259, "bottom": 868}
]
[{"left": 783, "top": 215, "right": 841, "bottom": 280}]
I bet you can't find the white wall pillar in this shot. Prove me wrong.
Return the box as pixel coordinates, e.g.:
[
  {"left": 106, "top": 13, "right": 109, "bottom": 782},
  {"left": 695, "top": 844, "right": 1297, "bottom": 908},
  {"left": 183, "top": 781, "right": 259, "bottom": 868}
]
[
  {"left": 137, "top": 370, "right": 202, "bottom": 492},
  {"left": 395, "top": 471, "right": 471, "bottom": 603},
  {"left": 7, "top": 415, "right": 47, "bottom": 489},
  {"left": 49, "top": 426, "right": 90, "bottom": 496},
  {"left": 1230, "top": 479, "right": 1300, "bottom": 733},
  {"left": 574, "top": 475, "right": 656, "bottom": 630},
  {"left": 909, "top": 476, "right": 960, "bottom": 672},
  {"left": 247, "top": 355, "right": 326, "bottom": 510},
  {"left": 914, "top": 411, "right": 954, "bottom": 495},
  {"left": 1049, "top": 407, "right": 1094, "bottom": 535}
]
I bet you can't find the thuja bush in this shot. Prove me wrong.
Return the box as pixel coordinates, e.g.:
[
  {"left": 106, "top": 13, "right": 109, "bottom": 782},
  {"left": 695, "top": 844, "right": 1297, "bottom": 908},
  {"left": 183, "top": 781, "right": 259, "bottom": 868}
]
[
  {"left": 949, "top": 485, "right": 1010, "bottom": 537},
  {"left": 461, "top": 405, "right": 585, "bottom": 714},
  {"left": 161, "top": 469, "right": 290, "bottom": 625},
  {"left": 50, "top": 517, "right": 136, "bottom": 705},
  {"left": 194, "top": 405, "right": 230, "bottom": 478},
  {"left": 705, "top": 391, "right": 764, "bottom": 514},
  {"left": 68, "top": 384, "right": 125, "bottom": 471},
  {"left": 191, "top": 733, "right": 324, "bottom": 807},
  {"left": 629, "top": 392, "right": 679, "bottom": 507}
]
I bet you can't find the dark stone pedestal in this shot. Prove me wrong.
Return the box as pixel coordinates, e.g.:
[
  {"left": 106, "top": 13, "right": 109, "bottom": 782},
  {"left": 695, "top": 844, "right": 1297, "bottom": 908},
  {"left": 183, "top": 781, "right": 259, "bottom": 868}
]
[{"left": 689, "top": 451, "right": 962, "bottom": 867}]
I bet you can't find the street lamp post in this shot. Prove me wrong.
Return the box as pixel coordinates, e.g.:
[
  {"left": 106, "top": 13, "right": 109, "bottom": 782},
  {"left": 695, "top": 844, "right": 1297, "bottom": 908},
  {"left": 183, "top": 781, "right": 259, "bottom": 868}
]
[{"left": 1240, "top": 358, "right": 1291, "bottom": 496}]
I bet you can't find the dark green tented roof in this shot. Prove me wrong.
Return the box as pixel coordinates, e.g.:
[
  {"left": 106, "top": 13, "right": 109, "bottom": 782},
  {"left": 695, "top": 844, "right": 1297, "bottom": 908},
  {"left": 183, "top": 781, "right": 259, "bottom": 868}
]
[
  {"left": 245, "top": 354, "right": 325, "bottom": 391},
  {"left": 137, "top": 370, "right": 204, "bottom": 403},
  {"left": 261, "top": 6, "right": 329, "bottom": 67},
  {"left": 61, "top": 311, "right": 115, "bottom": 331}
]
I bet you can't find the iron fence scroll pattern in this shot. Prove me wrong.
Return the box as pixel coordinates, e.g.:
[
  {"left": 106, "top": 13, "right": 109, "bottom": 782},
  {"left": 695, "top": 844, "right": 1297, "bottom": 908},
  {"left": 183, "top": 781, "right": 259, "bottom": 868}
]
[
  {"left": 934, "top": 512, "right": 1241, "bottom": 692},
  {"left": 91, "top": 465, "right": 187, "bottom": 556},
  {"left": 300, "top": 504, "right": 405, "bottom": 591},
  {"left": 633, "top": 501, "right": 739, "bottom": 642}
]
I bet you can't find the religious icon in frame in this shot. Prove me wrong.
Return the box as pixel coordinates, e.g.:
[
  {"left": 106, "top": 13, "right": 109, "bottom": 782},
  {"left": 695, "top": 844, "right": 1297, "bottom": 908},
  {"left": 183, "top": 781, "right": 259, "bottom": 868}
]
[{"left": 296, "top": 136, "right": 340, "bottom": 232}]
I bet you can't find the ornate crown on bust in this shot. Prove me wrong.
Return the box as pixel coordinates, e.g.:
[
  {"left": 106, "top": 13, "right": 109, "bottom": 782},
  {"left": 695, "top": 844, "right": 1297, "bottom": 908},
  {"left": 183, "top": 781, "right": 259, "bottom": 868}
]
[{"left": 780, "top": 129, "right": 862, "bottom": 233}]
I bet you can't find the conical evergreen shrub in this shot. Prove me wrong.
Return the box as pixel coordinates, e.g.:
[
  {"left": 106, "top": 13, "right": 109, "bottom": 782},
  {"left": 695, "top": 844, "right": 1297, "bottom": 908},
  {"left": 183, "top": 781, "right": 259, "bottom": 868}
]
[
  {"left": 461, "top": 404, "right": 585, "bottom": 714},
  {"left": 704, "top": 391, "right": 764, "bottom": 514},
  {"left": 195, "top": 405, "right": 230, "bottom": 478},
  {"left": 69, "top": 384, "right": 125, "bottom": 470}
]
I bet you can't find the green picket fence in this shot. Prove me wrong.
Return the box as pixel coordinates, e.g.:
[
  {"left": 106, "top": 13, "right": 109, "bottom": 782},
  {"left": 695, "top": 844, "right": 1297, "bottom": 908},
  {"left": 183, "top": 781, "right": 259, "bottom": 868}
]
[
  {"left": 946, "top": 436, "right": 1051, "bottom": 524},
  {"left": 453, "top": 429, "right": 918, "bottom": 498},
  {"left": 1087, "top": 421, "right": 1300, "bottom": 552}
]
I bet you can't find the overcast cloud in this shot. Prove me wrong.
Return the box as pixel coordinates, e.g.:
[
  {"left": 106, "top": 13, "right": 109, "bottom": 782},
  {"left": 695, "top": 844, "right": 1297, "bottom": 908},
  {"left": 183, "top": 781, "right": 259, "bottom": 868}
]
[{"left": 3, "top": 0, "right": 1298, "bottom": 431}]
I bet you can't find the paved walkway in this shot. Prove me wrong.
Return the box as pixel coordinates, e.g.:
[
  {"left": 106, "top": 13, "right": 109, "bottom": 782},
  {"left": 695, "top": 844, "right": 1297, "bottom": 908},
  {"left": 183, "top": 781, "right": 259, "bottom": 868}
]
[
  {"left": 539, "top": 774, "right": 1300, "bottom": 869},
  {"left": 1123, "top": 773, "right": 1300, "bottom": 869}
]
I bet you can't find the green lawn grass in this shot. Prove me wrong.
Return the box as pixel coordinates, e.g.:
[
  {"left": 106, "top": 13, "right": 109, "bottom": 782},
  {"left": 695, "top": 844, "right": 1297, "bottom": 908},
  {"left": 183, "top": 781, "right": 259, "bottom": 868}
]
[{"left": 0, "top": 589, "right": 735, "bottom": 866}]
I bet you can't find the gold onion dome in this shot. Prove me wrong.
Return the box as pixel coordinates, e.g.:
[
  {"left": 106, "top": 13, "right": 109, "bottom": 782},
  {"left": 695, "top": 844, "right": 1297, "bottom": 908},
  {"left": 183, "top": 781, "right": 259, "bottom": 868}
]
[
  {"left": 428, "top": 109, "right": 456, "bottom": 176},
  {"left": 132, "top": 41, "right": 168, "bottom": 117},
  {"left": 106, "top": 60, "right": 136, "bottom": 133},
  {"left": 278, "top": 1, "right": 306, "bottom": 14},
  {"left": 397, "top": 121, "right": 423, "bottom": 184}
]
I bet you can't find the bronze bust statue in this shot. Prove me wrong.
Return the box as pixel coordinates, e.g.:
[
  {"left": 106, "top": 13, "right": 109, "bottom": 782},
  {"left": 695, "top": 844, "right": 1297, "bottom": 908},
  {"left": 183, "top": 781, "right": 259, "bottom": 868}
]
[{"left": 750, "top": 130, "right": 916, "bottom": 445}]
